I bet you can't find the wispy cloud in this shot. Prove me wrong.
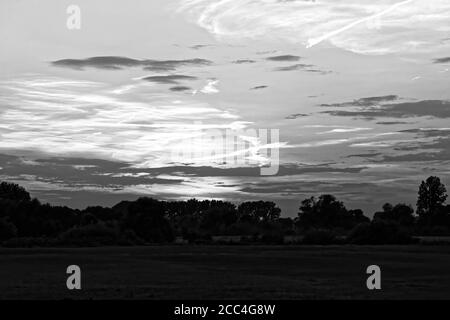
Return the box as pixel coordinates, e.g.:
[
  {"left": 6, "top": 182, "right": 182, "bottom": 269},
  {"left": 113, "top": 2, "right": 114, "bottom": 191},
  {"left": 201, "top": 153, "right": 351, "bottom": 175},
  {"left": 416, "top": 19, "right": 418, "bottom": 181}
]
[
  {"left": 170, "top": 86, "right": 192, "bottom": 92},
  {"left": 0, "top": 76, "right": 254, "bottom": 169},
  {"left": 143, "top": 75, "right": 197, "bottom": 84},
  {"left": 306, "top": 0, "right": 414, "bottom": 49},
  {"left": 318, "top": 128, "right": 373, "bottom": 134},
  {"left": 177, "top": 0, "right": 450, "bottom": 55},
  {"left": 52, "top": 56, "right": 212, "bottom": 71},
  {"left": 322, "top": 99, "right": 450, "bottom": 119},
  {"left": 198, "top": 79, "right": 220, "bottom": 94},
  {"left": 266, "top": 55, "right": 301, "bottom": 62}
]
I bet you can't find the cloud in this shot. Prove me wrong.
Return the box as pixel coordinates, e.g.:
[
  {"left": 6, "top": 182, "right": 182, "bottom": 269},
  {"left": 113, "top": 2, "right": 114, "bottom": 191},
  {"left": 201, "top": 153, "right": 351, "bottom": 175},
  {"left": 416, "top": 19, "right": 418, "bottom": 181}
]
[
  {"left": 380, "top": 129, "right": 450, "bottom": 162},
  {"left": 177, "top": 0, "right": 450, "bottom": 55},
  {"left": 305, "top": 0, "right": 415, "bottom": 49},
  {"left": 0, "top": 152, "right": 373, "bottom": 212},
  {"left": 273, "top": 63, "right": 330, "bottom": 74},
  {"left": 142, "top": 75, "right": 197, "bottom": 84},
  {"left": 233, "top": 59, "right": 256, "bottom": 64},
  {"left": 347, "top": 152, "right": 382, "bottom": 158},
  {"left": 142, "top": 59, "right": 212, "bottom": 72},
  {"left": 0, "top": 154, "right": 182, "bottom": 190},
  {"left": 376, "top": 121, "right": 411, "bottom": 125},
  {"left": 304, "top": 69, "right": 332, "bottom": 75},
  {"left": 274, "top": 63, "right": 314, "bottom": 71},
  {"left": 285, "top": 113, "right": 308, "bottom": 119},
  {"left": 318, "top": 128, "right": 372, "bottom": 134},
  {"left": 0, "top": 76, "right": 249, "bottom": 169},
  {"left": 321, "top": 97, "right": 450, "bottom": 119},
  {"left": 199, "top": 79, "right": 220, "bottom": 94},
  {"left": 344, "top": 128, "right": 450, "bottom": 163},
  {"left": 250, "top": 85, "right": 268, "bottom": 90},
  {"left": 52, "top": 56, "right": 212, "bottom": 71},
  {"left": 189, "top": 44, "right": 214, "bottom": 50},
  {"left": 266, "top": 55, "right": 301, "bottom": 62},
  {"left": 81, "top": 163, "right": 368, "bottom": 178},
  {"left": 321, "top": 95, "right": 399, "bottom": 107},
  {"left": 170, "top": 86, "right": 192, "bottom": 92},
  {"left": 434, "top": 57, "right": 450, "bottom": 64}
]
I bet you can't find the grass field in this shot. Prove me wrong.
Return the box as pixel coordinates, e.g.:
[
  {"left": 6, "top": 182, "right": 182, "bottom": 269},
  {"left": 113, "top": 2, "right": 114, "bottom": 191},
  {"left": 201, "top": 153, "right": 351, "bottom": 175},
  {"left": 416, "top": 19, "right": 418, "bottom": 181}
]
[{"left": 1, "top": 245, "right": 449, "bottom": 299}]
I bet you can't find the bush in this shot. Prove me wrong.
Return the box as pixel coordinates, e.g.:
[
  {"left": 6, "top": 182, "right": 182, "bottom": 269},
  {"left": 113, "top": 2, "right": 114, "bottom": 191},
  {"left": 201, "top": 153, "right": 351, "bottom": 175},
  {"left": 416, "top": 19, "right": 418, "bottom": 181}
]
[
  {"left": 240, "top": 234, "right": 260, "bottom": 244},
  {"left": 60, "top": 223, "right": 121, "bottom": 246},
  {"left": 348, "top": 221, "right": 414, "bottom": 245},
  {"left": 183, "top": 231, "right": 212, "bottom": 244},
  {"left": 2, "top": 237, "right": 59, "bottom": 248},
  {"left": 302, "top": 229, "right": 337, "bottom": 245},
  {"left": 0, "top": 218, "right": 17, "bottom": 241},
  {"left": 261, "top": 231, "right": 285, "bottom": 244}
]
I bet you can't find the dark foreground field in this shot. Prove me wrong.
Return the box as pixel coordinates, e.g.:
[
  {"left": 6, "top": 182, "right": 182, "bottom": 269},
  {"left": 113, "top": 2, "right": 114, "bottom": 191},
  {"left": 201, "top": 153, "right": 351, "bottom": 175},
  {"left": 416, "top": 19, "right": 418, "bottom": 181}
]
[{"left": 0, "top": 245, "right": 449, "bottom": 299}]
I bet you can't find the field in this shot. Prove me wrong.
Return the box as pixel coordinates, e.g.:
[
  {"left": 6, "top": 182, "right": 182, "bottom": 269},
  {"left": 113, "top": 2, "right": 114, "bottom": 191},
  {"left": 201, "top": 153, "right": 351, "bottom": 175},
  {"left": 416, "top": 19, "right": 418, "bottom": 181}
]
[{"left": 1, "top": 245, "right": 449, "bottom": 300}]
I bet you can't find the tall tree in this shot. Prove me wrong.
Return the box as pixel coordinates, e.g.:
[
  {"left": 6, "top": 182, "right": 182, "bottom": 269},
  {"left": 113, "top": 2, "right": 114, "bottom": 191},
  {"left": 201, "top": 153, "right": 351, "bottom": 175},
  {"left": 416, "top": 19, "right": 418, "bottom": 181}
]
[{"left": 417, "top": 176, "right": 447, "bottom": 218}]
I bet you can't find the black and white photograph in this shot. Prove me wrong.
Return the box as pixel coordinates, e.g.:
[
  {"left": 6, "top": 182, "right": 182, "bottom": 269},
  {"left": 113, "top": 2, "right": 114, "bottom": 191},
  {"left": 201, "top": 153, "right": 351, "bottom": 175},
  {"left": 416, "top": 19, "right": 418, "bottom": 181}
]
[{"left": 0, "top": 0, "right": 450, "bottom": 308}]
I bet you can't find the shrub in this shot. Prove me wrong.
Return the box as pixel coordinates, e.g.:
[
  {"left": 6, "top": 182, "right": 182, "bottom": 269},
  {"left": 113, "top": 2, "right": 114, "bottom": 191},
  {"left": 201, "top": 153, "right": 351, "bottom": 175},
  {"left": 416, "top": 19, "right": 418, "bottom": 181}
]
[
  {"left": 348, "top": 221, "right": 414, "bottom": 245},
  {"left": 240, "top": 234, "right": 260, "bottom": 244},
  {"left": 2, "top": 237, "right": 59, "bottom": 248},
  {"left": 60, "top": 223, "right": 120, "bottom": 246},
  {"left": 261, "top": 231, "right": 285, "bottom": 244},
  {"left": 302, "top": 229, "right": 337, "bottom": 245},
  {"left": 183, "top": 231, "right": 212, "bottom": 244}
]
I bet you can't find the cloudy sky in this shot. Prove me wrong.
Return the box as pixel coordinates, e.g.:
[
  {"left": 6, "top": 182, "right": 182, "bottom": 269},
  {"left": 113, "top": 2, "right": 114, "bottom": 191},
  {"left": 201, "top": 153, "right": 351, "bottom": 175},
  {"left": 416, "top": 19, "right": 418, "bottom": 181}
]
[{"left": 1, "top": 0, "right": 449, "bottom": 216}]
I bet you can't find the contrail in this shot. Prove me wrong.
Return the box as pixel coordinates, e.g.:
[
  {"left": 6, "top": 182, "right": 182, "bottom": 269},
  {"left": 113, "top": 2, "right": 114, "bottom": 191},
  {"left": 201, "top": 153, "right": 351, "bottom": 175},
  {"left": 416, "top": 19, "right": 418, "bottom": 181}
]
[{"left": 306, "top": 0, "right": 415, "bottom": 48}]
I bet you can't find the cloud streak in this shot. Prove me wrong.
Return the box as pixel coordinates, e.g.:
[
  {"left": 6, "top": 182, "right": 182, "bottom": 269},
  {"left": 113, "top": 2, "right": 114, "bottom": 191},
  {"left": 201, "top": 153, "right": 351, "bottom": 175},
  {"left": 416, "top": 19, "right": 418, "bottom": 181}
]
[
  {"left": 322, "top": 99, "right": 450, "bottom": 119},
  {"left": 52, "top": 56, "right": 212, "bottom": 71},
  {"left": 178, "top": 0, "right": 450, "bottom": 55},
  {"left": 0, "top": 76, "right": 254, "bottom": 169},
  {"left": 306, "top": 0, "right": 414, "bottom": 48},
  {"left": 143, "top": 75, "right": 197, "bottom": 84}
]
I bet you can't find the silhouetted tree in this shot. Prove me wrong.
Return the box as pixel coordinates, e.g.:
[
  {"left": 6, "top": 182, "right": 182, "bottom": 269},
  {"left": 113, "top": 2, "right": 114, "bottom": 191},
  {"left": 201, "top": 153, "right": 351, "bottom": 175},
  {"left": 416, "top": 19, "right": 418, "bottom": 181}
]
[
  {"left": 116, "top": 198, "right": 174, "bottom": 243},
  {"left": 374, "top": 203, "right": 415, "bottom": 227},
  {"left": 238, "top": 201, "right": 281, "bottom": 223},
  {"left": 83, "top": 206, "right": 121, "bottom": 221},
  {"left": 347, "top": 209, "right": 371, "bottom": 225},
  {"left": 297, "top": 195, "right": 368, "bottom": 230},
  {"left": 417, "top": 176, "right": 448, "bottom": 225},
  {"left": 4, "top": 178, "right": 450, "bottom": 247},
  {"left": 0, "top": 182, "right": 31, "bottom": 201},
  {"left": 200, "top": 204, "right": 238, "bottom": 234}
]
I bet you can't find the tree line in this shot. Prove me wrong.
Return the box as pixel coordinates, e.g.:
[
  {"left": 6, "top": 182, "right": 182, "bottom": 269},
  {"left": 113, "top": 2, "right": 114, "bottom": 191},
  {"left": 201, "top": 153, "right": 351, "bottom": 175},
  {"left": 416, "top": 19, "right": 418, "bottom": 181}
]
[{"left": 0, "top": 176, "right": 449, "bottom": 247}]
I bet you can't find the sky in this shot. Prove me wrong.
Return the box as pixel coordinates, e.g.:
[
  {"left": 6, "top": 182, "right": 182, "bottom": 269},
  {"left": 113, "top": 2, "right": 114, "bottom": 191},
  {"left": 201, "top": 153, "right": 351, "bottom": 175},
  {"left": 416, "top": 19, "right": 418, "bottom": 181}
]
[{"left": 0, "top": 0, "right": 449, "bottom": 217}]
